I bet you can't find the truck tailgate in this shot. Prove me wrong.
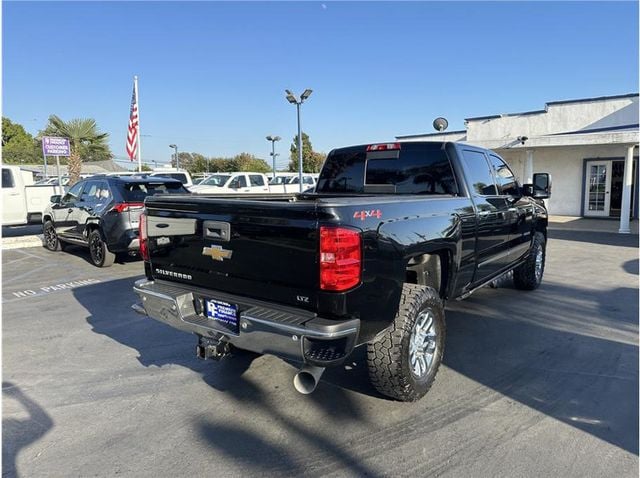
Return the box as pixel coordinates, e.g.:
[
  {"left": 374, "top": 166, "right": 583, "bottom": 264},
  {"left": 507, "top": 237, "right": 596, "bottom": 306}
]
[{"left": 144, "top": 196, "right": 320, "bottom": 309}]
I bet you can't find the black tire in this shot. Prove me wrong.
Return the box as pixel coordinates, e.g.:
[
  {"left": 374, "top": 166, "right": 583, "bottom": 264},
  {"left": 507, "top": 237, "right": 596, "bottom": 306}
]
[
  {"left": 513, "top": 231, "right": 546, "bottom": 290},
  {"left": 367, "top": 284, "right": 446, "bottom": 402},
  {"left": 43, "top": 220, "right": 63, "bottom": 251},
  {"left": 88, "top": 230, "right": 115, "bottom": 267}
]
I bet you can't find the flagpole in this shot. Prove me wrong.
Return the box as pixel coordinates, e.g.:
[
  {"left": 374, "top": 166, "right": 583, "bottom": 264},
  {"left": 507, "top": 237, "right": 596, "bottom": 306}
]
[{"left": 135, "top": 75, "right": 141, "bottom": 172}]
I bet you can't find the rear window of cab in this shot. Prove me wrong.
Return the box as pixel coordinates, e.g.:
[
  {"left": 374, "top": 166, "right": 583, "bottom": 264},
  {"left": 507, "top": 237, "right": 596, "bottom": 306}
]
[{"left": 316, "top": 143, "right": 458, "bottom": 195}]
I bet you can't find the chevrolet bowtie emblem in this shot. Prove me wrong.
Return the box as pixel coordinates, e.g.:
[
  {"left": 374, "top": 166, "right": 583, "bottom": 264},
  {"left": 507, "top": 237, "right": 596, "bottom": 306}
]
[{"left": 202, "top": 245, "right": 233, "bottom": 261}]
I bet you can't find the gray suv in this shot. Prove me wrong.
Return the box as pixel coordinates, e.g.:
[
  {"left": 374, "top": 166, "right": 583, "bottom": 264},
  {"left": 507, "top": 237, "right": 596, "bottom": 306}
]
[{"left": 42, "top": 176, "right": 189, "bottom": 267}]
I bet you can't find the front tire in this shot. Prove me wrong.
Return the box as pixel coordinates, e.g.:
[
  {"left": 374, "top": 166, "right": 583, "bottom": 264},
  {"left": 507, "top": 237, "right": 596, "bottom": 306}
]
[
  {"left": 43, "top": 221, "right": 63, "bottom": 251},
  {"left": 88, "top": 230, "right": 115, "bottom": 267},
  {"left": 367, "top": 284, "right": 445, "bottom": 402},
  {"left": 513, "top": 231, "right": 546, "bottom": 290}
]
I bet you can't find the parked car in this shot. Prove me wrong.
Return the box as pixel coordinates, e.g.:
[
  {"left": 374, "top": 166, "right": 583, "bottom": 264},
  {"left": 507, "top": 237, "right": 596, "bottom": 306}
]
[
  {"left": 102, "top": 170, "right": 193, "bottom": 187},
  {"left": 2, "top": 165, "right": 59, "bottom": 225},
  {"left": 42, "top": 176, "right": 190, "bottom": 267},
  {"left": 148, "top": 169, "right": 193, "bottom": 187},
  {"left": 133, "top": 141, "right": 551, "bottom": 401},
  {"left": 269, "top": 173, "right": 296, "bottom": 184},
  {"left": 35, "top": 174, "right": 93, "bottom": 186},
  {"left": 189, "top": 172, "right": 270, "bottom": 194},
  {"left": 288, "top": 173, "right": 318, "bottom": 188},
  {"left": 268, "top": 173, "right": 317, "bottom": 193}
]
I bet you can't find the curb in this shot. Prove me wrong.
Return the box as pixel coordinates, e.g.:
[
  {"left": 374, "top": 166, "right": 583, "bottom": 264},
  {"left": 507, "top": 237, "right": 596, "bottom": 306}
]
[{"left": 2, "top": 235, "right": 44, "bottom": 250}]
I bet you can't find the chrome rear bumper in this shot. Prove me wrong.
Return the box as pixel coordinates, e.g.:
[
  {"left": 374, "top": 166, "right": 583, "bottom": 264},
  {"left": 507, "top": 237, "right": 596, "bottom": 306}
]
[{"left": 132, "top": 279, "right": 359, "bottom": 366}]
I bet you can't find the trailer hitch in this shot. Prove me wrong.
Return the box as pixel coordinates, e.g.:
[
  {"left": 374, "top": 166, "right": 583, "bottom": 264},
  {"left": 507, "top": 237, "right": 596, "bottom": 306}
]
[{"left": 196, "top": 335, "right": 231, "bottom": 361}]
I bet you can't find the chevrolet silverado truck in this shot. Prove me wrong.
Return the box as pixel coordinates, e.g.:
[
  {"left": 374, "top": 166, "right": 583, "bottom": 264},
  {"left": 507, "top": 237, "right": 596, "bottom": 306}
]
[{"left": 132, "top": 141, "right": 551, "bottom": 402}]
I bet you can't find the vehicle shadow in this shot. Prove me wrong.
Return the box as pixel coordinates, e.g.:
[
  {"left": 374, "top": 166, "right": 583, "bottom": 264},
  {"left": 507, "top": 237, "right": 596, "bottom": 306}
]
[
  {"left": 59, "top": 244, "right": 142, "bottom": 267},
  {"left": 2, "top": 382, "right": 54, "bottom": 478},
  {"left": 444, "top": 281, "right": 638, "bottom": 455},
  {"left": 75, "top": 277, "right": 379, "bottom": 476},
  {"left": 1, "top": 224, "right": 43, "bottom": 238},
  {"left": 548, "top": 228, "right": 639, "bottom": 248},
  {"left": 197, "top": 356, "right": 379, "bottom": 476},
  {"left": 74, "top": 275, "right": 638, "bottom": 470},
  {"left": 623, "top": 258, "right": 639, "bottom": 275}
]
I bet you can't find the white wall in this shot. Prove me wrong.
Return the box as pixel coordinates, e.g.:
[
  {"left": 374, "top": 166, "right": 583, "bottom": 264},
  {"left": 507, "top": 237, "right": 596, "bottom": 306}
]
[
  {"left": 498, "top": 144, "right": 633, "bottom": 216},
  {"left": 467, "top": 96, "right": 639, "bottom": 141}
]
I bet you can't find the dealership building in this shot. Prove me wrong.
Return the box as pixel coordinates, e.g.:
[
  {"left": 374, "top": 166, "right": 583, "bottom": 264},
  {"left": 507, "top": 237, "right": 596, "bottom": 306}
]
[{"left": 397, "top": 93, "right": 639, "bottom": 233}]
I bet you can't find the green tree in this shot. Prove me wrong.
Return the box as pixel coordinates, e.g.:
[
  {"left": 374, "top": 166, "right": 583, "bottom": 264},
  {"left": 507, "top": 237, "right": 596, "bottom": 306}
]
[
  {"left": 166, "top": 151, "right": 272, "bottom": 175},
  {"left": 208, "top": 157, "right": 233, "bottom": 172},
  {"left": 288, "top": 133, "right": 325, "bottom": 173},
  {"left": 189, "top": 153, "right": 210, "bottom": 174},
  {"left": 140, "top": 164, "right": 153, "bottom": 172},
  {"left": 1, "top": 117, "right": 39, "bottom": 164},
  {"left": 230, "top": 152, "right": 271, "bottom": 173},
  {"left": 41, "top": 115, "right": 112, "bottom": 185},
  {"left": 170, "top": 152, "right": 194, "bottom": 170}
]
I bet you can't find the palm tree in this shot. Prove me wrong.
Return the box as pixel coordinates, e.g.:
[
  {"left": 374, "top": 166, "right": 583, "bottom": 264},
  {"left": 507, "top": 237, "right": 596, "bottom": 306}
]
[{"left": 43, "top": 115, "right": 111, "bottom": 185}]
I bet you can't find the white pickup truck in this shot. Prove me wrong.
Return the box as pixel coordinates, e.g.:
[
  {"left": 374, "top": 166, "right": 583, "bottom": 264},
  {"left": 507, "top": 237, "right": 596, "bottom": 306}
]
[
  {"left": 2, "top": 165, "right": 59, "bottom": 226},
  {"left": 189, "top": 172, "right": 270, "bottom": 194},
  {"left": 268, "top": 173, "right": 319, "bottom": 193}
]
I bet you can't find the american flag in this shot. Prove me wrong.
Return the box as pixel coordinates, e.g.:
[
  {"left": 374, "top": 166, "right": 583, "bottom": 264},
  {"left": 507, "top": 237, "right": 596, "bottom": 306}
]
[{"left": 126, "top": 81, "right": 139, "bottom": 160}]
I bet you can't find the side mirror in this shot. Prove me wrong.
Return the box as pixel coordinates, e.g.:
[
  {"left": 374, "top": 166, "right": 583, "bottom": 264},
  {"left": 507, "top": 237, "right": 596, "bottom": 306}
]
[
  {"left": 50, "top": 195, "right": 62, "bottom": 204},
  {"left": 523, "top": 173, "right": 551, "bottom": 199}
]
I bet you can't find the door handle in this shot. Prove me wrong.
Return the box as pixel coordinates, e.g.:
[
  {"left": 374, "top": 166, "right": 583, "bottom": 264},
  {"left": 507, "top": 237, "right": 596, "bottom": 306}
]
[
  {"left": 9, "top": 192, "right": 20, "bottom": 196},
  {"left": 68, "top": 208, "right": 74, "bottom": 213},
  {"left": 478, "top": 211, "right": 491, "bottom": 217}
]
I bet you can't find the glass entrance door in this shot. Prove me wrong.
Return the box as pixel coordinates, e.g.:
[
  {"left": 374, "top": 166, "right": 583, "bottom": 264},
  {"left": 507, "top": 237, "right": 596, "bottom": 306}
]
[{"left": 584, "top": 161, "right": 612, "bottom": 217}]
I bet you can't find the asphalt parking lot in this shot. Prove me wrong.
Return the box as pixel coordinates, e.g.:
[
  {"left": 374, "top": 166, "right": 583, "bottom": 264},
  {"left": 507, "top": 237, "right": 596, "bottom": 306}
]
[{"left": 2, "top": 228, "right": 638, "bottom": 477}]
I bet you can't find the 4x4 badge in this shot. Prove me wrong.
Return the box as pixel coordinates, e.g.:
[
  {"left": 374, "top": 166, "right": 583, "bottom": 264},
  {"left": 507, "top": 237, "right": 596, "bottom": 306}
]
[{"left": 202, "top": 245, "right": 233, "bottom": 261}]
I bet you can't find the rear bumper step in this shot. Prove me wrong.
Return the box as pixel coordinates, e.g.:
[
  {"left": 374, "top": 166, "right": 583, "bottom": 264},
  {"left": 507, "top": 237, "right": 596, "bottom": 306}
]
[{"left": 132, "top": 279, "right": 359, "bottom": 366}]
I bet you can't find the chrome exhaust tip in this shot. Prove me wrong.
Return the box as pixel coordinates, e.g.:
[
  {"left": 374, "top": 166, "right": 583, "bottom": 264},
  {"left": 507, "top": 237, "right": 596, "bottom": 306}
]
[{"left": 293, "top": 365, "right": 326, "bottom": 394}]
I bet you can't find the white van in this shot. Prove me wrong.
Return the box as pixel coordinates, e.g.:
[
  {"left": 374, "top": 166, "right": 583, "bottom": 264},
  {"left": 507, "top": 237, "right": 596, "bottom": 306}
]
[
  {"left": 149, "top": 169, "right": 193, "bottom": 187},
  {"left": 190, "top": 172, "right": 270, "bottom": 194},
  {"left": 103, "top": 169, "right": 193, "bottom": 187},
  {"left": 2, "top": 165, "right": 59, "bottom": 225}
]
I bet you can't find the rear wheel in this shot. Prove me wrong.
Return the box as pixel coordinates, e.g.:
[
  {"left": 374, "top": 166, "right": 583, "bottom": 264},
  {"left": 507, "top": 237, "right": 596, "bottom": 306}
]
[
  {"left": 367, "top": 284, "right": 445, "bottom": 402},
  {"left": 88, "top": 230, "right": 115, "bottom": 267},
  {"left": 513, "top": 232, "right": 546, "bottom": 290}
]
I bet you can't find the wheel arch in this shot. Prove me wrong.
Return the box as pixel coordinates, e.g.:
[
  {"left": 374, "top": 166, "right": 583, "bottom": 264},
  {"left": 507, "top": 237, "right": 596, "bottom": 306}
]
[
  {"left": 83, "top": 220, "right": 102, "bottom": 239},
  {"left": 404, "top": 249, "right": 453, "bottom": 299}
]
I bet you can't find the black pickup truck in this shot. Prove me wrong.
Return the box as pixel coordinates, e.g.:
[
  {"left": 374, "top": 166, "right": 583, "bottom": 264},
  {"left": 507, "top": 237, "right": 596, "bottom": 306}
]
[{"left": 132, "top": 141, "right": 551, "bottom": 401}]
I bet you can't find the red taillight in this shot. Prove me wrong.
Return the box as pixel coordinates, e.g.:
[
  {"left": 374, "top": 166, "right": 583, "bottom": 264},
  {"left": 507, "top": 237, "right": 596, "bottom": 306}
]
[
  {"left": 112, "top": 202, "right": 145, "bottom": 213},
  {"left": 366, "top": 142, "right": 401, "bottom": 152},
  {"left": 319, "top": 226, "right": 361, "bottom": 291},
  {"left": 139, "top": 212, "right": 149, "bottom": 261}
]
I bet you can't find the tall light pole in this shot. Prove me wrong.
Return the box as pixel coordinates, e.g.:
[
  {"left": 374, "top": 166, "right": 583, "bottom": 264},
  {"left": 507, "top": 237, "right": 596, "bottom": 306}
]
[
  {"left": 169, "top": 144, "right": 179, "bottom": 170},
  {"left": 266, "top": 135, "right": 281, "bottom": 179},
  {"left": 285, "top": 89, "right": 312, "bottom": 192}
]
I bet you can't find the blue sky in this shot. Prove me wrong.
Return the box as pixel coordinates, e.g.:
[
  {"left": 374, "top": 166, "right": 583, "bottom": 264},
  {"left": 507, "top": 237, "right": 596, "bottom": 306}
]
[{"left": 3, "top": 1, "right": 638, "bottom": 169}]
